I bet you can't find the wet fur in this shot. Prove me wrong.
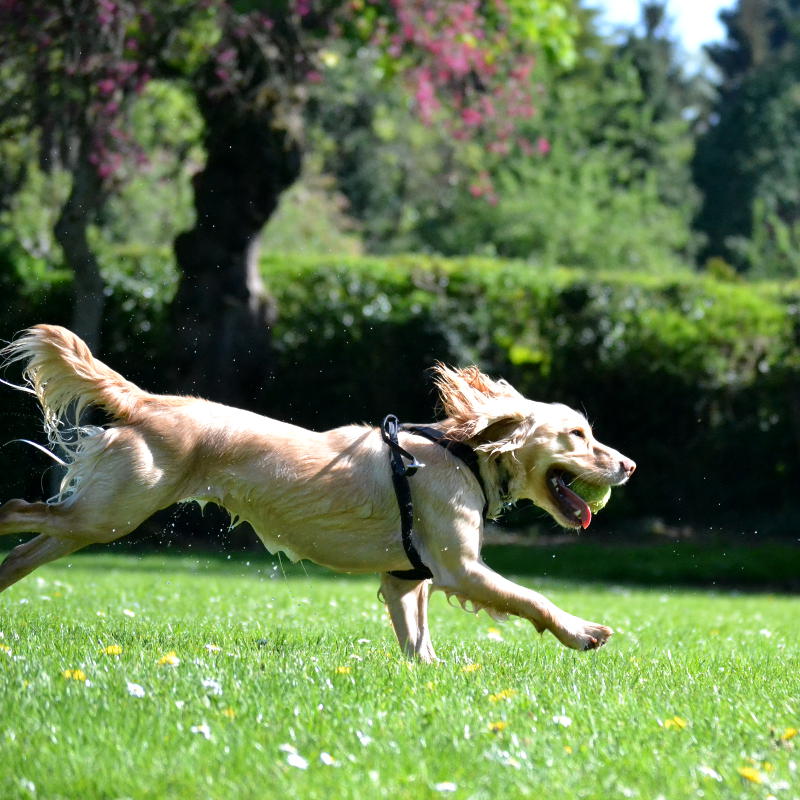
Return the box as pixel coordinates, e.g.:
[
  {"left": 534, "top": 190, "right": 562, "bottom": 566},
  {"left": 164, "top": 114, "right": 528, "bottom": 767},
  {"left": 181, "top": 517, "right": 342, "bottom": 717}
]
[{"left": 0, "top": 325, "right": 635, "bottom": 659}]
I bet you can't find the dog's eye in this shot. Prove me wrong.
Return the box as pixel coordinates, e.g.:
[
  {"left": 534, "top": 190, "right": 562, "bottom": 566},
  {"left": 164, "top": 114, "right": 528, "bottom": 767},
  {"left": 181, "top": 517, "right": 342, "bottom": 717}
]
[{"left": 570, "top": 429, "right": 586, "bottom": 440}]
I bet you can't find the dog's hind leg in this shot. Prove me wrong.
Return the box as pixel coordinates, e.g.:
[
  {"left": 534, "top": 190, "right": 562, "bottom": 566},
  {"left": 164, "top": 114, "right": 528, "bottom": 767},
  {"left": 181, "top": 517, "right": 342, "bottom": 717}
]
[
  {"left": 0, "top": 534, "right": 87, "bottom": 592},
  {"left": 379, "top": 574, "right": 436, "bottom": 662},
  {"left": 0, "top": 499, "right": 59, "bottom": 537},
  {"left": 438, "top": 561, "right": 612, "bottom": 651}
]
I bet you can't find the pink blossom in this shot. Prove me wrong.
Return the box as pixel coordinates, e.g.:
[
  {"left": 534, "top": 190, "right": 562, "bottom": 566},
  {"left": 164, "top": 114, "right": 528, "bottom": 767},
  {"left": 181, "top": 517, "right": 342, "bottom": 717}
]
[
  {"left": 216, "top": 48, "right": 237, "bottom": 66},
  {"left": 97, "top": 78, "right": 116, "bottom": 96},
  {"left": 536, "top": 137, "right": 551, "bottom": 155},
  {"left": 460, "top": 107, "right": 482, "bottom": 127}
]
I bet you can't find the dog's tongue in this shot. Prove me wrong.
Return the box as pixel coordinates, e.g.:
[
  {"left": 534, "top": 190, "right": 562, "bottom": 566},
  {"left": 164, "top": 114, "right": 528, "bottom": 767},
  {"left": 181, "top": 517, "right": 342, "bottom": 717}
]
[{"left": 554, "top": 475, "right": 592, "bottom": 529}]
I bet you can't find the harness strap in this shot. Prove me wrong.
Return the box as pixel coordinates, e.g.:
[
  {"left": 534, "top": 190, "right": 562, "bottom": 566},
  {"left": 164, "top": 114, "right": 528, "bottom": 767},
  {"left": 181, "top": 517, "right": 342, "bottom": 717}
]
[
  {"left": 381, "top": 415, "right": 433, "bottom": 581},
  {"left": 382, "top": 415, "right": 488, "bottom": 581},
  {"left": 401, "top": 424, "right": 489, "bottom": 520}
]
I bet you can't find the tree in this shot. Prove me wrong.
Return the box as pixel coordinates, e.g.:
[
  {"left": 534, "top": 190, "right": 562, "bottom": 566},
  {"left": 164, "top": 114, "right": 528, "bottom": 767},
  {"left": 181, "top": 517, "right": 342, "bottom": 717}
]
[
  {"left": 692, "top": 0, "right": 800, "bottom": 273},
  {"left": 0, "top": 0, "right": 196, "bottom": 349},
  {"left": 0, "top": 0, "right": 577, "bottom": 405}
]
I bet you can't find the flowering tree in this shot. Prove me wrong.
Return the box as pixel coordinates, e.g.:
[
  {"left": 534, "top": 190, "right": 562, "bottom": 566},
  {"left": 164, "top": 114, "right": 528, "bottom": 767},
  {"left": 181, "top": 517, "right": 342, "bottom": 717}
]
[{"left": 0, "top": 0, "right": 575, "bottom": 402}]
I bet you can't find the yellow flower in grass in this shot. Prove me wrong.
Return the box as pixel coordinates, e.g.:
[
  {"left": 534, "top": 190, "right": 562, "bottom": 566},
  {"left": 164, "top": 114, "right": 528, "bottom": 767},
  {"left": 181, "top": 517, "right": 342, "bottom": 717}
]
[
  {"left": 222, "top": 707, "right": 236, "bottom": 719},
  {"left": 62, "top": 669, "right": 87, "bottom": 681},
  {"left": 737, "top": 766, "right": 764, "bottom": 784},
  {"left": 335, "top": 666, "right": 351, "bottom": 674},
  {"left": 157, "top": 651, "right": 180, "bottom": 666},
  {"left": 488, "top": 689, "right": 517, "bottom": 703},
  {"left": 488, "top": 721, "right": 507, "bottom": 733},
  {"left": 461, "top": 663, "right": 481, "bottom": 673},
  {"left": 0, "top": 643, "right": 12, "bottom": 655},
  {"left": 663, "top": 716, "right": 688, "bottom": 730},
  {"left": 103, "top": 645, "right": 123, "bottom": 656},
  {"left": 780, "top": 727, "right": 798, "bottom": 741}
]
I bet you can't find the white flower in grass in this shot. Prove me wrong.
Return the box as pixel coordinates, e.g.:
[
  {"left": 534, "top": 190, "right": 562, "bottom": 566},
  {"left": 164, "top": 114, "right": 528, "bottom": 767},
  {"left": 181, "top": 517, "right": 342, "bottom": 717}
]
[
  {"left": 201, "top": 678, "right": 223, "bottom": 695},
  {"left": 126, "top": 681, "right": 146, "bottom": 698},
  {"left": 280, "top": 745, "right": 308, "bottom": 769},
  {"left": 204, "top": 643, "right": 222, "bottom": 653},
  {"left": 122, "top": 609, "right": 136, "bottom": 617},
  {"left": 320, "top": 752, "right": 336, "bottom": 766},
  {"left": 553, "top": 715, "right": 572, "bottom": 727},
  {"left": 434, "top": 782, "right": 457, "bottom": 792},
  {"left": 190, "top": 722, "right": 212, "bottom": 740},
  {"left": 698, "top": 766, "right": 723, "bottom": 782},
  {"left": 356, "top": 730, "right": 373, "bottom": 746}
]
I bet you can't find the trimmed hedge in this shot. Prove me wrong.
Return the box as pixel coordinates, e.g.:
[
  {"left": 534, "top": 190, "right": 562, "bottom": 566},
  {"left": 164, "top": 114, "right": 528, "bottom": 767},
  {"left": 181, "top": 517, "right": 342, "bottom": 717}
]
[
  {"left": 3, "top": 251, "right": 800, "bottom": 534},
  {"left": 262, "top": 255, "right": 800, "bottom": 531}
]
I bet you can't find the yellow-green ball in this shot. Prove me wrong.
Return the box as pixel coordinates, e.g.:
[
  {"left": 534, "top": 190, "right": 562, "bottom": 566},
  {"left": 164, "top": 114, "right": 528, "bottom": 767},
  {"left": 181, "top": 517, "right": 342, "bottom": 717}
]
[{"left": 570, "top": 478, "right": 612, "bottom": 513}]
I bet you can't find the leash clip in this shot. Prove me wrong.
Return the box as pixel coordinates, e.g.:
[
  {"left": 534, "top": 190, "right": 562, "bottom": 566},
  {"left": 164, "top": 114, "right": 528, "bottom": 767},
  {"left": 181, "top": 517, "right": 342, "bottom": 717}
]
[{"left": 381, "top": 414, "right": 423, "bottom": 476}]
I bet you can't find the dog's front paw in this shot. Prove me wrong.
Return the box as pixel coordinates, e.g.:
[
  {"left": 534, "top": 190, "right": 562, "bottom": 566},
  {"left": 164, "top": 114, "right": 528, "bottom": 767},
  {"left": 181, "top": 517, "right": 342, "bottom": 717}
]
[{"left": 553, "top": 617, "right": 613, "bottom": 651}]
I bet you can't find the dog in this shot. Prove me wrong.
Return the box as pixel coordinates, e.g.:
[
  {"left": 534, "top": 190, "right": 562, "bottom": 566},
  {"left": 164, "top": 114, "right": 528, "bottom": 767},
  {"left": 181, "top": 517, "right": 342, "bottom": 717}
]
[{"left": 0, "top": 325, "right": 635, "bottom": 659}]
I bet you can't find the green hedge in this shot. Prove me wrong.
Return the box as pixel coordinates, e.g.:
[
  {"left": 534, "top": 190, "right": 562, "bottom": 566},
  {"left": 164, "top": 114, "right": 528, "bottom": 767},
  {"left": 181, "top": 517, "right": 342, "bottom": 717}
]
[
  {"left": 3, "top": 251, "right": 800, "bottom": 534},
  {"left": 262, "top": 255, "right": 800, "bottom": 532}
]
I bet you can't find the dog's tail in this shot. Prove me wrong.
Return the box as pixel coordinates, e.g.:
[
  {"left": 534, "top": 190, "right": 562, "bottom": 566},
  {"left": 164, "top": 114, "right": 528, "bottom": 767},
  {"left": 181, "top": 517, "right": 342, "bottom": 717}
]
[{"left": 2, "top": 324, "right": 145, "bottom": 433}]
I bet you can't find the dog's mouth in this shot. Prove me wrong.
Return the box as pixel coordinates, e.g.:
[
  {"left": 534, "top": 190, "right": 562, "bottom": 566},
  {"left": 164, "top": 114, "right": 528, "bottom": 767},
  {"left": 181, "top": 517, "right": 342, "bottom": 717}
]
[{"left": 546, "top": 469, "right": 600, "bottom": 530}]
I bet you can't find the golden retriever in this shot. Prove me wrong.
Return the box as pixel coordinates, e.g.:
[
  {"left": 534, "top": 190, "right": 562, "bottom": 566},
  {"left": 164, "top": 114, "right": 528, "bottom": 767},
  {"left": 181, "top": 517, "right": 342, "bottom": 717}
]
[{"left": 0, "top": 325, "right": 635, "bottom": 659}]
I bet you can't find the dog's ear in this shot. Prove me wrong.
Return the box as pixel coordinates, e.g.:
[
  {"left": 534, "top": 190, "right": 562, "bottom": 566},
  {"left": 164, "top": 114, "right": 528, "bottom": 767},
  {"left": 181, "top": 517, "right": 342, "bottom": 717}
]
[{"left": 432, "top": 363, "right": 533, "bottom": 452}]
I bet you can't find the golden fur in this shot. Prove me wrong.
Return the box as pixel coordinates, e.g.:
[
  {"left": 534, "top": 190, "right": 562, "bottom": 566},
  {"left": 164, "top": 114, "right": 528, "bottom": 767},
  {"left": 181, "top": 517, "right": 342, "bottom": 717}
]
[{"left": 0, "top": 325, "right": 635, "bottom": 658}]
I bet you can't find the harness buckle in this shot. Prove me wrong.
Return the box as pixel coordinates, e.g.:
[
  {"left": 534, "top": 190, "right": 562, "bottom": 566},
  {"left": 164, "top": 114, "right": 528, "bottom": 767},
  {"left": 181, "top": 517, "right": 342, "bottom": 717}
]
[{"left": 381, "top": 414, "right": 423, "bottom": 476}]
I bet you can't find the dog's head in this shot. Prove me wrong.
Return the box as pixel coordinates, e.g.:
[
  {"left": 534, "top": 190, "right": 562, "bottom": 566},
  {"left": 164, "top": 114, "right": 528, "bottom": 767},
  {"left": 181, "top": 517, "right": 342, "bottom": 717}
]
[{"left": 434, "top": 364, "right": 636, "bottom": 529}]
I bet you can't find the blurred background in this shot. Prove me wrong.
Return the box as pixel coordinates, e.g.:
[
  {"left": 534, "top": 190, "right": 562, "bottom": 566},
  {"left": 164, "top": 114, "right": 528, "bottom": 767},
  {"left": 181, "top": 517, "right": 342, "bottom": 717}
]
[{"left": 1, "top": 0, "right": 799, "bottom": 583}]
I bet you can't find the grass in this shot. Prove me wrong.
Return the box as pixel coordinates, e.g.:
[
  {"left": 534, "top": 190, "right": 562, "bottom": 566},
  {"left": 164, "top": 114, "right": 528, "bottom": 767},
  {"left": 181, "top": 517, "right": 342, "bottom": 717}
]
[{"left": 0, "top": 549, "right": 798, "bottom": 799}]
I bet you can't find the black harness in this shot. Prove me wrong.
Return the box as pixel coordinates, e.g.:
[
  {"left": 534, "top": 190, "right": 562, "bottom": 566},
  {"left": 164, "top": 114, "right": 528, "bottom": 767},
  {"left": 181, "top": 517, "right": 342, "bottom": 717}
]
[{"left": 380, "top": 414, "right": 488, "bottom": 581}]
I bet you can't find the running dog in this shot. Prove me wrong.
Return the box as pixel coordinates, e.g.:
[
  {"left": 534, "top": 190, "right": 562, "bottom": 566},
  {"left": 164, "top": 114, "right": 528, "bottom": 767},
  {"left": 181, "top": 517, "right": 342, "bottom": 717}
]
[{"left": 0, "top": 325, "right": 635, "bottom": 659}]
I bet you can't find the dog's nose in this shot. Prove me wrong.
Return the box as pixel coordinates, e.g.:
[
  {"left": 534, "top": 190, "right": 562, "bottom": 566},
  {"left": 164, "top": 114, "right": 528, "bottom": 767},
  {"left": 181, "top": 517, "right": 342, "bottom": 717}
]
[{"left": 621, "top": 458, "right": 636, "bottom": 477}]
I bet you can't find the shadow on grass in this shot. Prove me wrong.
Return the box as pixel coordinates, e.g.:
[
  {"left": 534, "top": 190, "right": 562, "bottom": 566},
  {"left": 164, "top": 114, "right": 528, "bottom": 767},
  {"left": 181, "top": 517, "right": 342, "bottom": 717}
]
[
  {"left": 482, "top": 541, "right": 800, "bottom": 593},
  {"left": 3, "top": 500, "right": 798, "bottom": 591},
  {"left": 4, "top": 537, "right": 797, "bottom": 593}
]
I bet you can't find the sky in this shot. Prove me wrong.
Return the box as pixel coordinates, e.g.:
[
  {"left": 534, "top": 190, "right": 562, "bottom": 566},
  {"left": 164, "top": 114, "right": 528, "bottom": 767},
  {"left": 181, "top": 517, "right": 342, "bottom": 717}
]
[{"left": 590, "top": 0, "right": 735, "bottom": 53}]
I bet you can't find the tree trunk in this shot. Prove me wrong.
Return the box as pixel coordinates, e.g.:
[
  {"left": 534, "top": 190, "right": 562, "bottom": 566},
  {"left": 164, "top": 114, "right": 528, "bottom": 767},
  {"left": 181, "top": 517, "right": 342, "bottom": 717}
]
[
  {"left": 54, "top": 153, "right": 106, "bottom": 352},
  {"left": 172, "top": 110, "right": 302, "bottom": 408}
]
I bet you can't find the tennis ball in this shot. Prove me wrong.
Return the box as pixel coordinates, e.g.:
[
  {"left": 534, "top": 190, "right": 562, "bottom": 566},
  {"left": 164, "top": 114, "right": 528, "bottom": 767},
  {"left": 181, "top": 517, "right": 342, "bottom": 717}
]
[{"left": 569, "top": 478, "right": 612, "bottom": 513}]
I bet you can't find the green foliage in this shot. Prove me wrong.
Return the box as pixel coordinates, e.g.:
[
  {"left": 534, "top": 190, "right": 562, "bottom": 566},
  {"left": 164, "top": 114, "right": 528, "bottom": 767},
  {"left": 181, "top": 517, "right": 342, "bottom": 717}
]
[
  {"left": 261, "top": 162, "right": 363, "bottom": 257},
  {"left": 307, "top": 2, "right": 701, "bottom": 272},
  {"left": 1, "top": 553, "right": 799, "bottom": 798}
]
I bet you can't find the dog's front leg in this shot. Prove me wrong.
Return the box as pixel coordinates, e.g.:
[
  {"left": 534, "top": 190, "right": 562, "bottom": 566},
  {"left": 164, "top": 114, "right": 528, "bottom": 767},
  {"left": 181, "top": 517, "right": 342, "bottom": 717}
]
[
  {"left": 441, "top": 561, "right": 613, "bottom": 651},
  {"left": 379, "top": 574, "right": 436, "bottom": 662}
]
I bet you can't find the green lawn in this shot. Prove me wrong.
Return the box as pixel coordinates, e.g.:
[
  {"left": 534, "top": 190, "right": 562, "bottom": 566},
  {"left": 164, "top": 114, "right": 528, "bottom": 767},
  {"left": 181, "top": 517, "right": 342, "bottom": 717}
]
[{"left": 0, "top": 550, "right": 798, "bottom": 799}]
